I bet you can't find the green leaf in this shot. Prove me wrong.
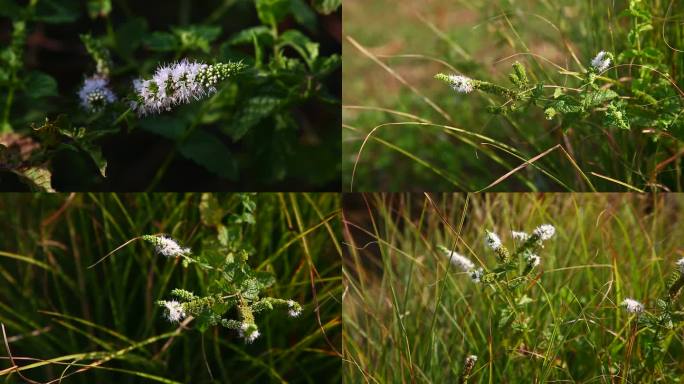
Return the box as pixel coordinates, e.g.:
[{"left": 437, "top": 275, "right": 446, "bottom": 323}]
[
  {"left": 582, "top": 89, "right": 618, "bottom": 108},
  {"left": 226, "top": 26, "right": 273, "bottom": 46},
  {"left": 224, "top": 96, "right": 282, "bottom": 140},
  {"left": 255, "top": 0, "right": 290, "bottom": 25},
  {"left": 311, "top": 54, "right": 341, "bottom": 78},
  {"left": 254, "top": 271, "right": 275, "bottom": 289},
  {"left": 240, "top": 277, "right": 260, "bottom": 300},
  {"left": 549, "top": 96, "right": 583, "bottom": 114},
  {"left": 34, "top": 0, "right": 81, "bottom": 23},
  {"left": 178, "top": 130, "right": 238, "bottom": 180},
  {"left": 138, "top": 117, "right": 186, "bottom": 140},
  {"left": 87, "top": 0, "right": 111, "bottom": 18},
  {"left": 311, "top": 0, "right": 341, "bottom": 14},
  {"left": 173, "top": 25, "right": 222, "bottom": 53},
  {"left": 278, "top": 30, "right": 319, "bottom": 66},
  {"left": 79, "top": 140, "right": 107, "bottom": 177},
  {"left": 199, "top": 193, "right": 224, "bottom": 227},
  {"left": 143, "top": 31, "right": 179, "bottom": 51},
  {"left": 115, "top": 18, "right": 148, "bottom": 58},
  {"left": 290, "top": 0, "right": 317, "bottom": 31},
  {"left": 24, "top": 71, "right": 58, "bottom": 98}
]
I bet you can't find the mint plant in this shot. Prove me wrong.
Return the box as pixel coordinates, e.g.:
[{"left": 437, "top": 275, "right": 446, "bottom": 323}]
[
  {"left": 442, "top": 224, "right": 556, "bottom": 340},
  {"left": 430, "top": 0, "right": 683, "bottom": 191},
  {"left": 0, "top": 0, "right": 341, "bottom": 191},
  {"left": 619, "top": 257, "right": 684, "bottom": 379},
  {"left": 96, "top": 194, "right": 302, "bottom": 343}
]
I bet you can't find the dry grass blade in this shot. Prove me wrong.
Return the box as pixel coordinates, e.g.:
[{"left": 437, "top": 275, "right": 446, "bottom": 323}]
[{"left": 345, "top": 36, "right": 453, "bottom": 123}]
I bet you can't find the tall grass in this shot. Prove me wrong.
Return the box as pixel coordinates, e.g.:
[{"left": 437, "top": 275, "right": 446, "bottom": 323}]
[
  {"left": 343, "top": 193, "right": 684, "bottom": 382},
  {"left": 343, "top": 0, "right": 684, "bottom": 192},
  {"left": 0, "top": 193, "right": 341, "bottom": 383}
]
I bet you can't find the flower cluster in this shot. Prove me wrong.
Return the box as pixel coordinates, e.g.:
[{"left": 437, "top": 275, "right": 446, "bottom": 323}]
[
  {"left": 533, "top": 224, "right": 555, "bottom": 241},
  {"left": 239, "top": 322, "right": 260, "bottom": 344},
  {"left": 131, "top": 60, "right": 245, "bottom": 115},
  {"left": 511, "top": 231, "right": 530, "bottom": 242},
  {"left": 439, "top": 246, "right": 482, "bottom": 283},
  {"left": 590, "top": 51, "right": 612, "bottom": 73},
  {"left": 621, "top": 298, "right": 644, "bottom": 314},
  {"left": 484, "top": 230, "right": 503, "bottom": 251},
  {"left": 287, "top": 300, "right": 302, "bottom": 318},
  {"left": 142, "top": 234, "right": 191, "bottom": 258},
  {"left": 161, "top": 300, "right": 187, "bottom": 323},
  {"left": 78, "top": 75, "right": 116, "bottom": 112},
  {"left": 434, "top": 73, "right": 473, "bottom": 94}
]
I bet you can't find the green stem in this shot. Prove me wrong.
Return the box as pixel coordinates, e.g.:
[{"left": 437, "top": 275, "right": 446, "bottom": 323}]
[{"left": 1, "top": 86, "right": 14, "bottom": 133}]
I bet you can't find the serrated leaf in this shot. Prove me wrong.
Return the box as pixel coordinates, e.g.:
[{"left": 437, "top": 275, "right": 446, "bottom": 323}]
[
  {"left": 225, "top": 96, "right": 282, "bottom": 140},
  {"left": 178, "top": 130, "right": 238, "bottom": 180},
  {"left": 143, "top": 31, "right": 178, "bottom": 51},
  {"left": 312, "top": 54, "right": 341, "bottom": 78},
  {"left": 583, "top": 89, "right": 618, "bottom": 108},
  {"left": 24, "top": 71, "right": 58, "bottom": 98},
  {"left": 226, "top": 26, "right": 273, "bottom": 46},
  {"left": 173, "top": 25, "right": 222, "bottom": 53},
  {"left": 550, "top": 96, "right": 583, "bottom": 113},
  {"left": 254, "top": 271, "right": 275, "bottom": 289},
  {"left": 240, "top": 277, "right": 260, "bottom": 300},
  {"left": 278, "top": 30, "right": 319, "bottom": 66},
  {"left": 255, "top": 0, "right": 290, "bottom": 25}
]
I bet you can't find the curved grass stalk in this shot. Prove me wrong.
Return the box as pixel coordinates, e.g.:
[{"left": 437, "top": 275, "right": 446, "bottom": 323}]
[{"left": 346, "top": 36, "right": 453, "bottom": 123}]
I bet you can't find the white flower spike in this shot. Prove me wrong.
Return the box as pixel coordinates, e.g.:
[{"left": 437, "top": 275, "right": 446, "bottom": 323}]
[
  {"left": 591, "top": 51, "right": 611, "bottom": 73},
  {"left": 239, "top": 322, "right": 260, "bottom": 344},
  {"left": 153, "top": 235, "right": 191, "bottom": 258},
  {"left": 511, "top": 231, "right": 530, "bottom": 242},
  {"left": 131, "top": 60, "right": 244, "bottom": 115},
  {"left": 621, "top": 298, "right": 644, "bottom": 314},
  {"left": 447, "top": 75, "right": 474, "bottom": 94},
  {"left": 470, "top": 268, "right": 484, "bottom": 283},
  {"left": 78, "top": 75, "right": 116, "bottom": 112},
  {"left": 526, "top": 254, "right": 541, "bottom": 268},
  {"left": 533, "top": 224, "right": 555, "bottom": 241},
  {"left": 484, "top": 230, "right": 503, "bottom": 251},
  {"left": 287, "top": 300, "right": 302, "bottom": 318},
  {"left": 443, "top": 249, "right": 476, "bottom": 272},
  {"left": 162, "top": 300, "right": 186, "bottom": 323}
]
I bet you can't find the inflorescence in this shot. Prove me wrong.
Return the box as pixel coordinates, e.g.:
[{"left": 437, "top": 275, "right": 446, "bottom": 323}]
[
  {"left": 621, "top": 298, "right": 644, "bottom": 314},
  {"left": 590, "top": 51, "right": 612, "bottom": 73},
  {"left": 139, "top": 235, "right": 302, "bottom": 344},
  {"left": 131, "top": 60, "right": 245, "bottom": 115},
  {"left": 142, "top": 234, "right": 191, "bottom": 258},
  {"left": 441, "top": 224, "right": 556, "bottom": 285},
  {"left": 78, "top": 75, "right": 117, "bottom": 112}
]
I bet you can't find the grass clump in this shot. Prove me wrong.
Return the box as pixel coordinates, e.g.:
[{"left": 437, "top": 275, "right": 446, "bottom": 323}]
[
  {"left": 0, "top": 192, "right": 341, "bottom": 383},
  {"left": 343, "top": 193, "right": 684, "bottom": 382}
]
